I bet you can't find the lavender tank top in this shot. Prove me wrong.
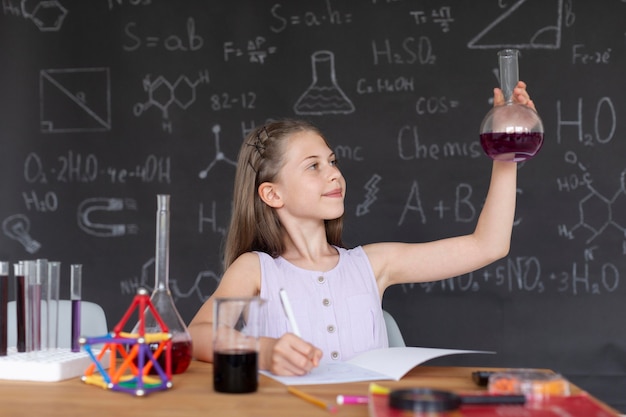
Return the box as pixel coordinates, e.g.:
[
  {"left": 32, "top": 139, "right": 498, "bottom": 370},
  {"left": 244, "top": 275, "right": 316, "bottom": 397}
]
[{"left": 257, "top": 246, "right": 388, "bottom": 363}]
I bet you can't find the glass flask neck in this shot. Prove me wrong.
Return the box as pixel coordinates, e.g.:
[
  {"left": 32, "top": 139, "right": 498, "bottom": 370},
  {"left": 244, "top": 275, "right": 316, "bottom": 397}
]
[
  {"left": 154, "top": 194, "right": 170, "bottom": 293},
  {"left": 498, "top": 49, "right": 520, "bottom": 104}
]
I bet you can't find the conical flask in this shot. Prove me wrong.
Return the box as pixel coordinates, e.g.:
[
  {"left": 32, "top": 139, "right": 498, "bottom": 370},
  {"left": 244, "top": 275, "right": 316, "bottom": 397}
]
[
  {"left": 133, "top": 194, "right": 192, "bottom": 374},
  {"left": 479, "top": 49, "right": 544, "bottom": 162}
]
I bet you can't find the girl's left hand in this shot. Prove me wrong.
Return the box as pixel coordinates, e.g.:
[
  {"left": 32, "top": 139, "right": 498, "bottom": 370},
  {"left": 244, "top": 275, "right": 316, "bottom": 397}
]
[{"left": 493, "top": 81, "right": 536, "bottom": 111}]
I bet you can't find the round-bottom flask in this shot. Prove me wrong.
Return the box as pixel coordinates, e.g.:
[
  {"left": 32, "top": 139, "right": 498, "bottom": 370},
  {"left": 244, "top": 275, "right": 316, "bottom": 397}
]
[{"left": 479, "top": 49, "right": 544, "bottom": 162}]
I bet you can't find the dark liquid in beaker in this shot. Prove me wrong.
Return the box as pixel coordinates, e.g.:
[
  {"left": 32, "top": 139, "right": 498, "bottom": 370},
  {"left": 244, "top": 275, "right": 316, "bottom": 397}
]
[
  {"left": 135, "top": 339, "right": 192, "bottom": 375},
  {"left": 480, "top": 131, "right": 543, "bottom": 162},
  {"left": 213, "top": 349, "right": 258, "bottom": 393}
]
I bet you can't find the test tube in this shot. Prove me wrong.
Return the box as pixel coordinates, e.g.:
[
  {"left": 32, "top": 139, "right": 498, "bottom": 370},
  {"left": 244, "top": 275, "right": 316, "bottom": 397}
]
[
  {"left": 14, "top": 263, "right": 26, "bottom": 352},
  {"left": 47, "top": 262, "right": 60, "bottom": 350},
  {"left": 36, "top": 259, "right": 48, "bottom": 350},
  {"left": 70, "top": 264, "right": 82, "bottom": 352},
  {"left": 0, "top": 262, "right": 8, "bottom": 356},
  {"left": 26, "top": 260, "right": 41, "bottom": 351}
]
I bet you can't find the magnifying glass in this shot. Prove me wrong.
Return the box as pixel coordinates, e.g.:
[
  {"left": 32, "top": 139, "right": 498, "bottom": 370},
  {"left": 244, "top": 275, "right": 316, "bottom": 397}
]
[{"left": 389, "top": 388, "right": 526, "bottom": 412}]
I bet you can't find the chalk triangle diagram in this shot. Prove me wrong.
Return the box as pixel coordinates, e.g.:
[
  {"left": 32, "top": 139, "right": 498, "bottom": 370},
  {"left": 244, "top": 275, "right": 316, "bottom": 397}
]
[
  {"left": 40, "top": 67, "right": 111, "bottom": 133},
  {"left": 467, "top": 0, "right": 562, "bottom": 50}
]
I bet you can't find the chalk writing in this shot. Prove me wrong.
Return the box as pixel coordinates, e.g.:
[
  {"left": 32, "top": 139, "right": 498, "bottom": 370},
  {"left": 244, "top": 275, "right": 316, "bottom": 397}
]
[
  {"left": 269, "top": 1, "right": 352, "bottom": 33},
  {"left": 400, "top": 258, "right": 620, "bottom": 296},
  {"left": 107, "top": 0, "right": 151, "bottom": 10},
  {"left": 468, "top": 0, "right": 564, "bottom": 49},
  {"left": 415, "top": 97, "right": 460, "bottom": 115},
  {"left": 550, "top": 262, "right": 620, "bottom": 295},
  {"left": 572, "top": 44, "right": 612, "bottom": 64},
  {"left": 398, "top": 181, "right": 480, "bottom": 225},
  {"left": 334, "top": 145, "right": 364, "bottom": 162},
  {"left": 294, "top": 50, "right": 355, "bottom": 115},
  {"left": 77, "top": 198, "right": 138, "bottom": 238},
  {"left": 198, "top": 201, "right": 227, "bottom": 237},
  {"left": 409, "top": 6, "right": 455, "bottom": 33},
  {"left": 40, "top": 67, "right": 111, "bottom": 133},
  {"left": 198, "top": 125, "right": 237, "bottom": 179},
  {"left": 2, "top": 0, "right": 67, "bottom": 31},
  {"left": 558, "top": 160, "right": 626, "bottom": 245},
  {"left": 209, "top": 92, "right": 257, "bottom": 111},
  {"left": 223, "top": 37, "right": 278, "bottom": 64},
  {"left": 22, "top": 190, "right": 58, "bottom": 212},
  {"left": 120, "top": 258, "right": 220, "bottom": 303},
  {"left": 397, "top": 125, "right": 482, "bottom": 160},
  {"left": 23, "top": 152, "right": 171, "bottom": 184},
  {"left": 133, "top": 70, "right": 209, "bottom": 132},
  {"left": 105, "top": 156, "right": 171, "bottom": 184},
  {"left": 123, "top": 17, "right": 204, "bottom": 52},
  {"left": 2, "top": 214, "right": 41, "bottom": 253},
  {"left": 356, "top": 77, "right": 415, "bottom": 94},
  {"left": 356, "top": 174, "right": 382, "bottom": 217},
  {"left": 371, "top": 37, "right": 436, "bottom": 65},
  {"left": 555, "top": 97, "right": 616, "bottom": 145}
]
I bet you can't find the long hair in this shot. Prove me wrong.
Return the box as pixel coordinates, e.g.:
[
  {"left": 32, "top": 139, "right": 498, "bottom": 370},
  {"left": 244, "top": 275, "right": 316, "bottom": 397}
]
[{"left": 222, "top": 119, "right": 345, "bottom": 270}]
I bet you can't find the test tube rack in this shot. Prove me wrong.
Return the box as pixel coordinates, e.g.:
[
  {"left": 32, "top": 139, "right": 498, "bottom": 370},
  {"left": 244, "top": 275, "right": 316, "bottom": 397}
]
[{"left": 0, "top": 348, "right": 110, "bottom": 382}]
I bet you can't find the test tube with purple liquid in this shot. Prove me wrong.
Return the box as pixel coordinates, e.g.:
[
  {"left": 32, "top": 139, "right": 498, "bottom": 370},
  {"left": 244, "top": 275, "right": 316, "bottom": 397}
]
[{"left": 70, "top": 264, "right": 82, "bottom": 352}]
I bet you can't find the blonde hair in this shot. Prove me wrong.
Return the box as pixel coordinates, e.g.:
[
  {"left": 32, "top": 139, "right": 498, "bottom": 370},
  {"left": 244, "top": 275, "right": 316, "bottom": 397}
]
[{"left": 223, "top": 119, "right": 345, "bottom": 270}]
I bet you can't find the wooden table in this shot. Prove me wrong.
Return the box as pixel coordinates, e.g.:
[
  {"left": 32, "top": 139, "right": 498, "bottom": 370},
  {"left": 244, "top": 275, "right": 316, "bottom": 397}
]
[{"left": 0, "top": 361, "right": 619, "bottom": 417}]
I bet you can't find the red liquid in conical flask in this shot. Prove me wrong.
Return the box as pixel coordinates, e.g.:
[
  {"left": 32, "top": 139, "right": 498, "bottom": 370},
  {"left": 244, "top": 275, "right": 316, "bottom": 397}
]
[
  {"left": 480, "top": 131, "right": 543, "bottom": 162},
  {"left": 137, "top": 339, "right": 192, "bottom": 375}
]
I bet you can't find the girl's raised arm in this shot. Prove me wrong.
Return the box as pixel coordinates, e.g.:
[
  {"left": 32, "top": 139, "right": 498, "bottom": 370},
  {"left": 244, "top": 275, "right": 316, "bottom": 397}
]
[{"left": 367, "top": 82, "right": 534, "bottom": 294}]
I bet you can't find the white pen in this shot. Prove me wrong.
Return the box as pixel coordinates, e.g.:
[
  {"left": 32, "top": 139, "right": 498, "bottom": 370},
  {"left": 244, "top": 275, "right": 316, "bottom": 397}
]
[{"left": 279, "top": 288, "right": 301, "bottom": 337}]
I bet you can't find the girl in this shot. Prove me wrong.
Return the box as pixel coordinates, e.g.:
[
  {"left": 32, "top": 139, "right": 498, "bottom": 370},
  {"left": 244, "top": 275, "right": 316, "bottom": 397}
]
[{"left": 189, "top": 82, "right": 536, "bottom": 376}]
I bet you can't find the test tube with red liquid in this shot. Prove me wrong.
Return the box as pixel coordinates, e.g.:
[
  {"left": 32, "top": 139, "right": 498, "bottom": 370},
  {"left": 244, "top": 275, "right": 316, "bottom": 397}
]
[
  {"left": 0, "top": 262, "right": 8, "bottom": 356},
  {"left": 14, "top": 263, "right": 26, "bottom": 353},
  {"left": 36, "top": 259, "right": 48, "bottom": 350}
]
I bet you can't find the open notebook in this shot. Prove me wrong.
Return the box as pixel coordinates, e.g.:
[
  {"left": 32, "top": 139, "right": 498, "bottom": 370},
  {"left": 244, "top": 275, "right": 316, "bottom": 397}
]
[{"left": 261, "top": 346, "right": 491, "bottom": 385}]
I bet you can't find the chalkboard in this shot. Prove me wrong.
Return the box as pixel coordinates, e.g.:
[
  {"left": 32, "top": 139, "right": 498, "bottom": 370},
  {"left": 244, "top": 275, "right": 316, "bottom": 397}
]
[{"left": 1, "top": 0, "right": 625, "bottom": 410}]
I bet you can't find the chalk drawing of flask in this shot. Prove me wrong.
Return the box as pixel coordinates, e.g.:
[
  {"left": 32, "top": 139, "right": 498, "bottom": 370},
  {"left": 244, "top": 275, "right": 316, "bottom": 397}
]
[{"left": 294, "top": 50, "right": 355, "bottom": 115}]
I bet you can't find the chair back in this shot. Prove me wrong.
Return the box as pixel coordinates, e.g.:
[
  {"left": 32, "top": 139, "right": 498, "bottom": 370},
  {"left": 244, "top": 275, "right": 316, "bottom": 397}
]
[
  {"left": 383, "top": 309, "right": 406, "bottom": 347},
  {"left": 6, "top": 300, "right": 108, "bottom": 349}
]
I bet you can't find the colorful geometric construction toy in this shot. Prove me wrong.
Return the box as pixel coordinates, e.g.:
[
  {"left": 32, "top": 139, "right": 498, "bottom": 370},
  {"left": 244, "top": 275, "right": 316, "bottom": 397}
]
[{"left": 80, "top": 288, "right": 173, "bottom": 396}]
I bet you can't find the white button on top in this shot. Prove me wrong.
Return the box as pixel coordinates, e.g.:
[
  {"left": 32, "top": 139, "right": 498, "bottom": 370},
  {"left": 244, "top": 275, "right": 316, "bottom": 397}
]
[
  {"left": 327, "top": 325, "right": 335, "bottom": 333},
  {"left": 317, "top": 275, "right": 325, "bottom": 283},
  {"left": 322, "top": 298, "right": 331, "bottom": 306}
]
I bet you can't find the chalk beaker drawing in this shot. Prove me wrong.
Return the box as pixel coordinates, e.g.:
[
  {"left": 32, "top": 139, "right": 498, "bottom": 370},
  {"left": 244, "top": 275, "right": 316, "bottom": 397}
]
[{"left": 294, "top": 50, "right": 355, "bottom": 115}]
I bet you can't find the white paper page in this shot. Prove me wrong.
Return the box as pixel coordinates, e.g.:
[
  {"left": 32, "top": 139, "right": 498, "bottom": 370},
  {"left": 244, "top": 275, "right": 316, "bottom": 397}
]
[
  {"left": 347, "top": 347, "right": 490, "bottom": 381},
  {"left": 260, "top": 346, "right": 492, "bottom": 385},
  {"left": 260, "top": 361, "right": 391, "bottom": 385}
]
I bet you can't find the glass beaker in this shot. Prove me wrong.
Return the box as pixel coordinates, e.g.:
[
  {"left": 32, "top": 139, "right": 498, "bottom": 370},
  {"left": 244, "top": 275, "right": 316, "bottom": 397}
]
[
  {"left": 132, "top": 194, "right": 192, "bottom": 374},
  {"left": 213, "top": 297, "right": 265, "bottom": 393},
  {"left": 479, "top": 49, "right": 544, "bottom": 162}
]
